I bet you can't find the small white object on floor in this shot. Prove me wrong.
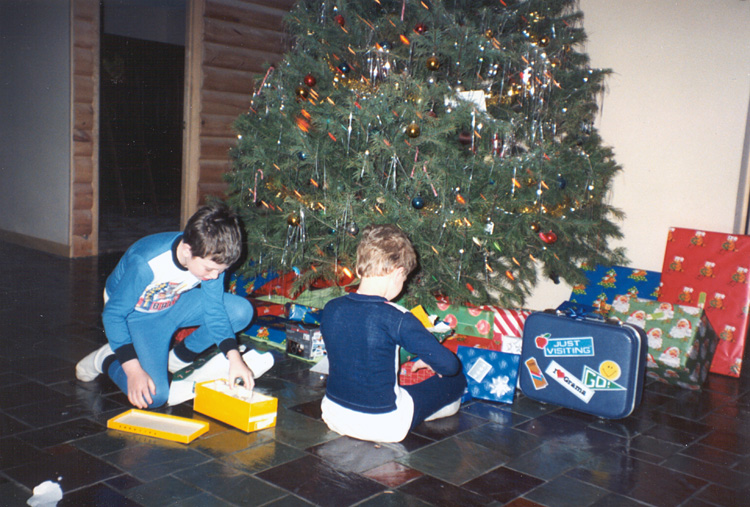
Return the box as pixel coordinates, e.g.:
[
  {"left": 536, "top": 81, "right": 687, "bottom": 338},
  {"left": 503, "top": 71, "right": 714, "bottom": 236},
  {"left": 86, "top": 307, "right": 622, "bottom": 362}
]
[
  {"left": 27, "top": 480, "right": 63, "bottom": 507},
  {"left": 310, "top": 355, "right": 329, "bottom": 375}
]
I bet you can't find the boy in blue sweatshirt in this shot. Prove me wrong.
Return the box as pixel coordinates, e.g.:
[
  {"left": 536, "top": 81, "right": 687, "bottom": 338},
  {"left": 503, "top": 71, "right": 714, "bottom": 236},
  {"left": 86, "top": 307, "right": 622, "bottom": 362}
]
[
  {"left": 76, "top": 203, "right": 265, "bottom": 408},
  {"left": 320, "top": 224, "right": 466, "bottom": 442}
]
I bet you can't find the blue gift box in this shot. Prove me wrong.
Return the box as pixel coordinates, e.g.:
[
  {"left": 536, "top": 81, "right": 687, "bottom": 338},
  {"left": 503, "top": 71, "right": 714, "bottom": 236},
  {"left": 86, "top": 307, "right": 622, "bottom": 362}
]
[
  {"left": 245, "top": 315, "right": 287, "bottom": 347},
  {"left": 286, "top": 303, "right": 322, "bottom": 325},
  {"left": 457, "top": 346, "right": 520, "bottom": 404},
  {"left": 569, "top": 265, "right": 661, "bottom": 314}
]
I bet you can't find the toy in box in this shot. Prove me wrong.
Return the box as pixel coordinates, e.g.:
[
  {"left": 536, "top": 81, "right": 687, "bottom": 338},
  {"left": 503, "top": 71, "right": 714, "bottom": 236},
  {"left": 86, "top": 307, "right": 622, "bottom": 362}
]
[
  {"left": 193, "top": 380, "right": 278, "bottom": 432},
  {"left": 285, "top": 322, "right": 326, "bottom": 360},
  {"left": 607, "top": 297, "right": 718, "bottom": 389}
]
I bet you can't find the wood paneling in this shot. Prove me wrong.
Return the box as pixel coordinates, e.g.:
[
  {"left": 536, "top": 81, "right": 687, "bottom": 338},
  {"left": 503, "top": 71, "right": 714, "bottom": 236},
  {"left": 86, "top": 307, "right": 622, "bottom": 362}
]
[
  {"left": 182, "top": 0, "right": 292, "bottom": 220},
  {"left": 69, "top": 0, "right": 99, "bottom": 256}
]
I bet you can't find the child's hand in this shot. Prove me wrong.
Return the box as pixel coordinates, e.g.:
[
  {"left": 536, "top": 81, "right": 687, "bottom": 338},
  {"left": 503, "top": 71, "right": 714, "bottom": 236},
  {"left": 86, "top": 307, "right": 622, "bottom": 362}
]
[
  {"left": 121, "top": 359, "right": 156, "bottom": 409},
  {"left": 227, "top": 349, "right": 255, "bottom": 392},
  {"left": 410, "top": 359, "right": 434, "bottom": 373}
]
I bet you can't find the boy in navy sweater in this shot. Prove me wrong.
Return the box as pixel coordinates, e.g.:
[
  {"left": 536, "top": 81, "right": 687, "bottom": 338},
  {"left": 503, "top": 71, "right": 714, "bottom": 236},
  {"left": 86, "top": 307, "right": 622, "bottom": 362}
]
[
  {"left": 321, "top": 224, "right": 466, "bottom": 442},
  {"left": 76, "top": 203, "right": 267, "bottom": 408}
]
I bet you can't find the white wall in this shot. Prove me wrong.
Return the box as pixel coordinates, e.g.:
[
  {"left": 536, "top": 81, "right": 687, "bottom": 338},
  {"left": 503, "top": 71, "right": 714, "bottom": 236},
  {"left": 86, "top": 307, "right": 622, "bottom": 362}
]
[
  {"left": 527, "top": 0, "right": 750, "bottom": 311},
  {"left": 0, "top": 0, "right": 71, "bottom": 247}
]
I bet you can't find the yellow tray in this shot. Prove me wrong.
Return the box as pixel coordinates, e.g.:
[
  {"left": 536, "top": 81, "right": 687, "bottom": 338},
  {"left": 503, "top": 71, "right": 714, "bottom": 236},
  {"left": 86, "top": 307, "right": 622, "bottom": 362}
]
[{"left": 107, "top": 409, "right": 209, "bottom": 444}]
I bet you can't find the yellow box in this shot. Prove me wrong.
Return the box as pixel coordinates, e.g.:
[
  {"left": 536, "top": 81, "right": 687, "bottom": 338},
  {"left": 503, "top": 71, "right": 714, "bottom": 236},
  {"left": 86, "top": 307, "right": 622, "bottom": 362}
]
[
  {"left": 193, "top": 379, "right": 278, "bottom": 433},
  {"left": 107, "top": 409, "right": 209, "bottom": 444}
]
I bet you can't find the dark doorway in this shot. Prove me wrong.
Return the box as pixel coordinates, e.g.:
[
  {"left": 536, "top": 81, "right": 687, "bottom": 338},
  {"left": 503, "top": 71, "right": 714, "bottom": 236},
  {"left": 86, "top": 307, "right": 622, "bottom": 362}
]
[{"left": 98, "top": 32, "right": 184, "bottom": 253}]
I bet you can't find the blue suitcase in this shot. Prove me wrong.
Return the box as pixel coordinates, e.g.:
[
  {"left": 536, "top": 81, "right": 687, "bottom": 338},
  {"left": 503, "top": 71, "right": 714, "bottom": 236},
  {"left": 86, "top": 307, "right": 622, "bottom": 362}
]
[{"left": 519, "top": 303, "right": 647, "bottom": 419}]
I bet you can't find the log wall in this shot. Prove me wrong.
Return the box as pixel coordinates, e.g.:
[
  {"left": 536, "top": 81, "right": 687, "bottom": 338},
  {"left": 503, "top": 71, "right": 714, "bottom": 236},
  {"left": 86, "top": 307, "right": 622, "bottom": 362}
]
[{"left": 183, "top": 0, "right": 295, "bottom": 219}]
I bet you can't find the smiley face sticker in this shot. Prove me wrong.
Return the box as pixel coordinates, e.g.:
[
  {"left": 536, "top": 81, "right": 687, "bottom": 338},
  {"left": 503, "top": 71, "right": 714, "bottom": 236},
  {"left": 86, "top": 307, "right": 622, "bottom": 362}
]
[{"left": 599, "top": 360, "right": 622, "bottom": 381}]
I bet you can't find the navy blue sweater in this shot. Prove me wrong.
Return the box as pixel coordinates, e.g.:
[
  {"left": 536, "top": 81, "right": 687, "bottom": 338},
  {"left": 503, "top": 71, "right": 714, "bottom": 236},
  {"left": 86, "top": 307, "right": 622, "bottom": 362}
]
[{"left": 321, "top": 293, "right": 461, "bottom": 414}]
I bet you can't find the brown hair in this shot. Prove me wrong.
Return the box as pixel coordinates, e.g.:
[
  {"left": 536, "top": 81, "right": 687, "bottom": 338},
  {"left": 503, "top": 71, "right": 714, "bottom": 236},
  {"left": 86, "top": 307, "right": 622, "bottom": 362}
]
[
  {"left": 356, "top": 224, "right": 417, "bottom": 277},
  {"left": 182, "top": 202, "right": 243, "bottom": 266}
]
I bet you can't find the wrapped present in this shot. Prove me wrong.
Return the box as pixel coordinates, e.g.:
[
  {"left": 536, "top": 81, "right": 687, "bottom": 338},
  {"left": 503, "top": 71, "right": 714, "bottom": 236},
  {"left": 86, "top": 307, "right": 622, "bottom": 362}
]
[
  {"left": 230, "top": 270, "right": 281, "bottom": 297},
  {"left": 245, "top": 315, "right": 287, "bottom": 347},
  {"left": 608, "top": 297, "right": 718, "bottom": 389},
  {"left": 194, "top": 379, "right": 277, "bottom": 433},
  {"left": 398, "top": 360, "right": 437, "bottom": 386},
  {"left": 658, "top": 227, "right": 750, "bottom": 377},
  {"left": 491, "top": 308, "right": 531, "bottom": 340},
  {"left": 426, "top": 298, "right": 530, "bottom": 341},
  {"left": 443, "top": 333, "right": 503, "bottom": 353},
  {"left": 251, "top": 299, "right": 287, "bottom": 318},
  {"left": 426, "top": 297, "right": 494, "bottom": 338},
  {"left": 456, "top": 345, "right": 520, "bottom": 404},
  {"left": 253, "top": 271, "right": 301, "bottom": 299},
  {"left": 285, "top": 322, "right": 326, "bottom": 361},
  {"left": 570, "top": 264, "right": 661, "bottom": 315},
  {"left": 286, "top": 303, "right": 322, "bottom": 325},
  {"left": 173, "top": 326, "right": 198, "bottom": 343}
]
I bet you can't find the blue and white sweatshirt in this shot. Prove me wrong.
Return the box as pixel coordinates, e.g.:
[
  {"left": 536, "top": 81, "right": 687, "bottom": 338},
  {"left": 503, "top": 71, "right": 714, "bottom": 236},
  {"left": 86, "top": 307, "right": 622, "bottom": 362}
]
[{"left": 102, "top": 232, "right": 237, "bottom": 365}]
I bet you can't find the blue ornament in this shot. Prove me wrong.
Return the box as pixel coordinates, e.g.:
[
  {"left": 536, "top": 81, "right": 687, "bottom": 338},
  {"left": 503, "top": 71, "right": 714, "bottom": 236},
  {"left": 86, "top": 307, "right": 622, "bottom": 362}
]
[
  {"left": 298, "top": 152, "right": 307, "bottom": 161},
  {"left": 411, "top": 196, "right": 425, "bottom": 210},
  {"left": 337, "top": 62, "right": 351, "bottom": 74},
  {"left": 557, "top": 174, "right": 567, "bottom": 189}
]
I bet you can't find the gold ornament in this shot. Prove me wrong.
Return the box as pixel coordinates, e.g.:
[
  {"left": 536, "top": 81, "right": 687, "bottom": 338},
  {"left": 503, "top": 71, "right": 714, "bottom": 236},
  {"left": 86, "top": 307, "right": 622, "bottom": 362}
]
[
  {"left": 406, "top": 123, "right": 421, "bottom": 138},
  {"left": 426, "top": 56, "right": 440, "bottom": 71},
  {"left": 295, "top": 86, "right": 309, "bottom": 100},
  {"left": 484, "top": 29, "right": 494, "bottom": 39},
  {"left": 287, "top": 214, "right": 300, "bottom": 226}
]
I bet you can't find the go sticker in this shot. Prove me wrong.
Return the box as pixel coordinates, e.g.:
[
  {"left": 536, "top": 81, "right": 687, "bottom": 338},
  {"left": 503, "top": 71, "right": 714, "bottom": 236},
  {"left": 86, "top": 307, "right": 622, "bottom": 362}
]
[{"left": 582, "top": 365, "right": 625, "bottom": 391}]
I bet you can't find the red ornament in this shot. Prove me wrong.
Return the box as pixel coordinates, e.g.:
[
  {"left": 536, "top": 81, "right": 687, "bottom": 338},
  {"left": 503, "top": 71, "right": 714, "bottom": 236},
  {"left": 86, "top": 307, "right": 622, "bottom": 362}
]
[
  {"left": 539, "top": 231, "right": 558, "bottom": 244},
  {"left": 334, "top": 14, "right": 345, "bottom": 26},
  {"left": 414, "top": 22, "right": 427, "bottom": 35},
  {"left": 303, "top": 73, "right": 316, "bottom": 87}
]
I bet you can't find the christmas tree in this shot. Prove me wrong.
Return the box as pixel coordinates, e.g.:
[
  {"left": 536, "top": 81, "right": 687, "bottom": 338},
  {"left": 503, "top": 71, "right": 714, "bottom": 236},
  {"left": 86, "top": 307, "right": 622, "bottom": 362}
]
[{"left": 226, "top": 0, "right": 626, "bottom": 308}]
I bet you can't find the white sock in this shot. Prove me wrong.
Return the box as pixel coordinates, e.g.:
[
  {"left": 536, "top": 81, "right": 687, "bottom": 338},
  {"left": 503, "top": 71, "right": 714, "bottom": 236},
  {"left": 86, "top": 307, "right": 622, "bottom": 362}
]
[
  {"left": 168, "top": 348, "right": 192, "bottom": 374},
  {"left": 424, "top": 399, "right": 462, "bottom": 422}
]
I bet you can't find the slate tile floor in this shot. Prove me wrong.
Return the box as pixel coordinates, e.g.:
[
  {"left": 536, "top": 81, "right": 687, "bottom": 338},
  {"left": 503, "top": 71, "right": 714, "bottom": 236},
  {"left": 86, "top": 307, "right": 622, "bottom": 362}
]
[{"left": 1, "top": 238, "right": 749, "bottom": 506}]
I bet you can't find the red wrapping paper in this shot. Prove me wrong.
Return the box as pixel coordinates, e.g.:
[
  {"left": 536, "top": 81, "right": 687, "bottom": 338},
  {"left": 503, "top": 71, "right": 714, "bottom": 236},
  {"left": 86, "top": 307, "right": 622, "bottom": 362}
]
[{"left": 658, "top": 227, "right": 749, "bottom": 377}]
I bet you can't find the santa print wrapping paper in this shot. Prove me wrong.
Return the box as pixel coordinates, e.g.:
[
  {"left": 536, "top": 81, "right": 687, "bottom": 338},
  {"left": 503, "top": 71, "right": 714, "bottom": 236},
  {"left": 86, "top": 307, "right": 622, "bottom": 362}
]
[
  {"left": 570, "top": 264, "right": 661, "bottom": 315},
  {"left": 608, "top": 298, "right": 718, "bottom": 389},
  {"left": 658, "top": 227, "right": 750, "bottom": 377}
]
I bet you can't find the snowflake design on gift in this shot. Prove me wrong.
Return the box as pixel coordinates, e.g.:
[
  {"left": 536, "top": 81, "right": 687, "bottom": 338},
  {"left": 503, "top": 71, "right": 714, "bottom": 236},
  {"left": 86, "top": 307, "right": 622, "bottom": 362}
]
[{"left": 489, "top": 375, "right": 512, "bottom": 398}]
